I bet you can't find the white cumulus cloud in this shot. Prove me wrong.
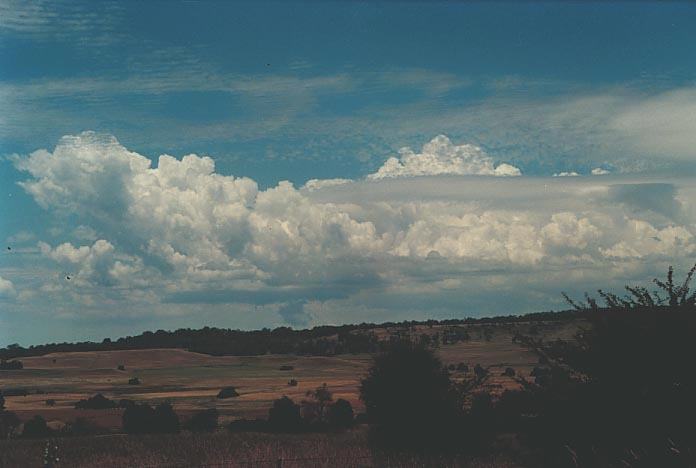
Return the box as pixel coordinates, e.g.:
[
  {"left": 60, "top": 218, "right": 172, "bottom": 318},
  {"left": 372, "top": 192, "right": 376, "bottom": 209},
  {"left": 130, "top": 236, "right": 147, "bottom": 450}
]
[{"left": 368, "top": 135, "right": 521, "bottom": 180}]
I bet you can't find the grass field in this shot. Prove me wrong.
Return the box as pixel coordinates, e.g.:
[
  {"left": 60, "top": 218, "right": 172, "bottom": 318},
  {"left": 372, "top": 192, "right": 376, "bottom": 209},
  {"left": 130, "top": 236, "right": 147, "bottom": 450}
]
[
  {"left": 0, "top": 320, "right": 579, "bottom": 466},
  {"left": 1, "top": 321, "right": 580, "bottom": 430},
  {"left": 0, "top": 429, "right": 522, "bottom": 468}
]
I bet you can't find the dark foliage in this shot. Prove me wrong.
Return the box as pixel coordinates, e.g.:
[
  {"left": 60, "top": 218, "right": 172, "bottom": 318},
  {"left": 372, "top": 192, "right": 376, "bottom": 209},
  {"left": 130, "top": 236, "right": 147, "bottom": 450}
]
[
  {"left": 0, "top": 410, "right": 20, "bottom": 439},
  {"left": 287, "top": 379, "right": 298, "bottom": 386},
  {"left": 227, "top": 418, "right": 268, "bottom": 432},
  {"left": 22, "top": 415, "right": 51, "bottom": 438},
  {"left": 118, "top": 399, "right": 135, "bottom": 408},
  {"left": 62, "top": 417, "right": 105, "bottom": 437},
  {"left": 360, "top": 340, "right": 463, "bottom": 450},
  {"left": 45, "top": 399, "right": 55, "bottom": 406},
  {"left": 0, "top": 311, "right": 579, "bottom": 360},
  {"left": 268, "top": 396, "right": 302, "bottom": 433},
  {"left": 117, "top": 364, "right": 125, "bottom": 371},
  {"left": 278, "top": 365, "right": 294, "bottom": 371},
  {"left": 74, "top": 393, "right": 117, "bottom": 410},
  {"left": 185, "top": 408, "right": 218, "bottom": 432},
  {"left": 0, "top": 359, "right": 23, "bottom": 370},
  {"left": 122, "top": 402, "right": 180, "bottom": 434},
  {"left": 522, "top": 263, "right": 696, "bottom": 466},
  {"left": 328, "top": 399, "right": 354, "bottom": 429},
  {"left": 216, "top": 386, "right": 239, "bottom": 399},
  {"left": 127, "top": 377, "right": 141, "bottom": 385},
  {"left": 0, "top": 393, "right": 4, "bottom": 410}
]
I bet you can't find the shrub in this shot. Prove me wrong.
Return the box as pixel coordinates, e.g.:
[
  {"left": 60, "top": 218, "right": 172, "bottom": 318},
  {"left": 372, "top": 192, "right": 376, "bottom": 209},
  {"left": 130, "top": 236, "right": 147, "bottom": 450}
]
[
  {"left": 75, "top": 393, "right": 116, "bottom": 409},
  {"left": 268, "top": 396, "right": 302, "bottom": 432},
  {"left": 360, "top": 340, "right": 463, "bottom": 449},
  {"left": 328, "top": 399, "right": 354, "bottom": 429},
  {"left": 217, "top": 386, "right": 239, "bottom": 399},
  {"left": 186, "top": 408, "right": 218, "bottom": 432},
  {"left": 122, "top": 402, "right": 180, "bottom": 434},
  {"left": 118, "top": 399, "right": 135, "bottom": 408},
  {"left": 474, "top": 363, "right": 488, "bottom": 379},
  {"left": 503, "top": 367, "right": 515, "bottom": 377},
  {"left": 0, "top": 393, "right": 4, "bottom": 410},
  {"left": 0, "top": 359, "right": 23, "bottom": 370},
  {"left": 228, "top": 418, "right": 268, "bottom": 432},
  {"left": 288, "top": 379, "right": 298, "bottom": 386},
  {"left": 0, "top": 411, "right": 20, "bottom": 438},
  {"left": 456, "top": 362, "right": 469, "bottom": 372},
  {"left": 117, "top": 364, "right": 125, "bottom": 371},
  {"left": 45, "top": 399, "right": 56, "bottom": 406},
  {"left": 279, "top": 365, "right": 294, "bottom": 371},
  {"left": 128, "top": 377, "right": 141, "bottom": 385},
  {"left": 22, "top": 415, "right": 51, "bottom": 438}
]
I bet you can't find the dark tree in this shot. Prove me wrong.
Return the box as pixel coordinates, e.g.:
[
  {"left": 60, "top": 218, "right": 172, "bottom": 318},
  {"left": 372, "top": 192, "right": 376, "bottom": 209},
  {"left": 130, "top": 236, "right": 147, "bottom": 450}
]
[
  {"left": 268, "top": 396, "right": 302, "bottom": 432},
  {"left": 328, "top": 398, "right": 354, "bottom": 429},
  {"left": 186, "top": 408, "right": 218, "bottom": 432},
  {"left": 122, "top": 402, "right": 180, "bottom": 434},
  {"left": 0, "top": 393, "right": 4, "bottom": 410},
  {"left": 526, "top": 264, "right": 696, "bottom": 466},
  {"left": 288, "top": 379, "right": 298, "bottom": 386},
  {"left": 75, "top": 393, "right": 116, "bottom": 409},
  {"left": 22, "top": 415, "right": 51, "bottom": 438},
  {"left": 128, "top": 377, "right": 141, "bottom": 385},
  {"left": 0, "top": 410, "right": 20, "bottom": 439},
  {"left": 153, "top": 402, "right": 180, "bottom": 433},
  {"left": 360, "top": 341, "right": 462, "bottom": 449},
  {"left": 217, "top": 386, "right": 239, "bottom": 399}
]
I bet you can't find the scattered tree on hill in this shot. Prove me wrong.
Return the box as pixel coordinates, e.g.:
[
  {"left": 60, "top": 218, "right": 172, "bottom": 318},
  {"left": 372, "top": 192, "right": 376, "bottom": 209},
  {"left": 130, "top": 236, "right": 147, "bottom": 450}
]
[
  {"left": 75, "top": 393, "right": 117, "bottom": 410},
  {"left": 473, "top": 364, "right": 488, "bottom": 379},
  {"left": 217, "top": 386, "right": 239, "bottom": 399},
  {"left": 303, "top": 383, "right": 332, "bottom": 422},
  {"left": 268, "top": 396, "right": 302, "bottom": 432}
]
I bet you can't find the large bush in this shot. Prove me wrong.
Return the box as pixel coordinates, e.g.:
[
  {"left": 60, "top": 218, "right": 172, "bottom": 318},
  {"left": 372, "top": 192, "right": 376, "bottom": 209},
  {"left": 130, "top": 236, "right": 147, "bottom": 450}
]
[
  {"left": 526, "top": 264, "right": 696, "bottom": 466},
  {"left": 186, "top": 408, "right": 218, "bottom": 432},
  {"left": 74, "top": 393, "right": 117, "bottom": 410},
  {"left": 328, "top": 398, "right": 354, "bottom": 429},
  {"left": 22, "top": 415, "right": 51, "bottom": 438},
  {"left": 122, "top": 402, "right": 180, "bottom": 434},
  {"left": 360, "top": 340, "right": 463, "bottom": 449},
  {"left": 268, "top": 396, "right": 302, "bottom": 433}
]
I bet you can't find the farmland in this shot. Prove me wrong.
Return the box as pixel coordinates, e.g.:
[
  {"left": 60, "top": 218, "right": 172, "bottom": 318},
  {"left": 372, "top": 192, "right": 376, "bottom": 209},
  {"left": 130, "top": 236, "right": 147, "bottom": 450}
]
[{"left": 0, "top": 320, "right": 578, "bottom": 432}]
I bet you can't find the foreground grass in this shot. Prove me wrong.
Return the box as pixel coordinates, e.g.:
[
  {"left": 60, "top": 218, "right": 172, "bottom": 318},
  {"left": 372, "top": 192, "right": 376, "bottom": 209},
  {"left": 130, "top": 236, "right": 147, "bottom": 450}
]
[{"left": 0, "top": 430, "right": 520, "bottom": 468}]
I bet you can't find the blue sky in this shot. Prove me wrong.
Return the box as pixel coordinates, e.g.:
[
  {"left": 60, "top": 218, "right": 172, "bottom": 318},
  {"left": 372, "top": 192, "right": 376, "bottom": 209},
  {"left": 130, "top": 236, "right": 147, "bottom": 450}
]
[{"left": 2, "top": 1, "right": 696, "bottom": 345}]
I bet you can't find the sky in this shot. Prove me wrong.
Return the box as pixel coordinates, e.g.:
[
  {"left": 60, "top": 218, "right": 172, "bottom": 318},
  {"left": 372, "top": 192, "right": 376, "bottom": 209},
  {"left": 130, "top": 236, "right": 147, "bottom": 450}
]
[{"left": 2, "top": 1, "right": 696, "bottom": 345}]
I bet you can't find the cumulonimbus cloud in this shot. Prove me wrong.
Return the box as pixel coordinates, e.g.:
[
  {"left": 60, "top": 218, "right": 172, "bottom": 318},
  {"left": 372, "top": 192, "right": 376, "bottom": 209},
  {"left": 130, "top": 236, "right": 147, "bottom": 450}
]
[
  {"left": 11, "top": 132, "right": 696, "bottom": 322},
  {"left": 368, "top": 135, "right": 521, "bottom": 179}
]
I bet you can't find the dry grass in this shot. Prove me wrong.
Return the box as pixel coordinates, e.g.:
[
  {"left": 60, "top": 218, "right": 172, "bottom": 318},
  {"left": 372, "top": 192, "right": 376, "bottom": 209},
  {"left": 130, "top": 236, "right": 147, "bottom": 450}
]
[
  {"left": 0, "top": 320, "right": 581, "bottom": 428},
  {"left": 0, "top": 429, "right": 521, "bottom": 468}
]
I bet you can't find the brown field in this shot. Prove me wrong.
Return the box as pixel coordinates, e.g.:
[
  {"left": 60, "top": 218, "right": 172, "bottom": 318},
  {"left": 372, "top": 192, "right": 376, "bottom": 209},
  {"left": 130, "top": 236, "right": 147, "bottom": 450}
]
[
  {"left": 0, "top": 320, "right": 580, "bottom": 467},
  {"left": 1, "top": 320, "right": 580, "bottom": 432}
]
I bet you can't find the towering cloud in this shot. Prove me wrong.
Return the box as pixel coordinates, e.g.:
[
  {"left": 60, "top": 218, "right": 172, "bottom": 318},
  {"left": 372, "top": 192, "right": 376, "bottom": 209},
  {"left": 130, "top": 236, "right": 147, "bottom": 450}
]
[
  {"left": 11, "top": 132, "right": 696, "bottom": 324},
  {"left": 368, "top": 135, "right": 521, "bottom": 179}
]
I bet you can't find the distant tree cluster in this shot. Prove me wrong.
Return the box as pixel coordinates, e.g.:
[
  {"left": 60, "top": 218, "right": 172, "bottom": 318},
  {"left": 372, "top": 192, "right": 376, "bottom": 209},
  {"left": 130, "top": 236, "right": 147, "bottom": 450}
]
[
  {"left": 0, "top": 359, "right": 23, "bottom": 370},
  {"left": 0, "top": 311, "right": 579, "bottom": 360},
  {"left": 75, "top": 394, "right": 117, "bottom": 410}
]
